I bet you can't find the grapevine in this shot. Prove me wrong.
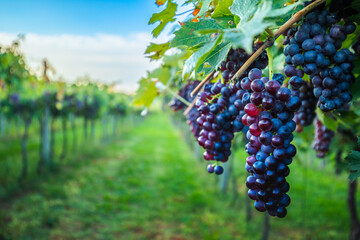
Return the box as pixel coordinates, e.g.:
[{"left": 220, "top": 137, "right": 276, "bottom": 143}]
[{"left": 140, "top": 0, "right": 360, "bottom": 231}]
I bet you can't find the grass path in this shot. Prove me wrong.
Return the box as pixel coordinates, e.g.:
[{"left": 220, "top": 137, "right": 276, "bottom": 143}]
[
  {"left": 0, "top": 112, "right": 357, "bottom": 240},
  {"left": 0, "top": 113, "right": 248, "bottom": 240}
]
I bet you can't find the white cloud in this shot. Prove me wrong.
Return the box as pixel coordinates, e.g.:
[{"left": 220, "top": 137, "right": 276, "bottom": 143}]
[
  {"left": 0, "top": 1, "right": 195, "bottom": 93},
  {"left": 0, "top": 32, "right": 169, "bottom": 93}
]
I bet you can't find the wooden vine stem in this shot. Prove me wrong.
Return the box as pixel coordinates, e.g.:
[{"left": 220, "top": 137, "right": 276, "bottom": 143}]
[
  {"left": 190, "top": 70, "right": 216, "bottom": 97},
  {"left": 230, "top": 0, "right": 326, "bottom": 83},
  {"left": 183, "top": 85, "right": 204, "bottom": 116},
  {"left": 184, "top": 0, "right": 326, "bottom": 116},
  {"left": 184, "top": 70, "right": 216, "bottom": 116}
]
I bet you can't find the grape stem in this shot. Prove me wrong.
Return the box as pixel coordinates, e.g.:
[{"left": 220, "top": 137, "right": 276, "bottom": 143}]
[
  {"left": 183, "top": 84, "right": 205, "bottom": 116},
  {"left": 167, "top": 87, "right": 191, "bottom": 106},
  {"left": 230, "top": 0, "right": 326, "bottom": 83},
  {"left": 184, "top": 70, "right": 216, "bottom": 116},
  {"left": 190, "top": 70, "right": 216, "bottom": 97}
]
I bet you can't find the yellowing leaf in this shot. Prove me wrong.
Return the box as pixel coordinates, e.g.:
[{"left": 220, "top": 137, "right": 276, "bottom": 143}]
[
  {"left": 133, "top": 77, "right": 158, "bottom": 107},
  {"left": 155, "top": 0, "right": 167, "bottom": 6}
]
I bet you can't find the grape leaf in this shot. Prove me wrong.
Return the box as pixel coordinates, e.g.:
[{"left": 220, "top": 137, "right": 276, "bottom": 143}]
[
  {"left": 149, "top": 67, "right": 172, "bottom": 84},
  {"left": 230, "top": 0, "right": 259, "bottom": 24},
  {"left": 170, "top": 19, "right": 224, "bottom": 48},
  {"left": 227, "top": 0, "right": 305, "bottom": 52},
  {"left": 212, "top": 0, "right": 234, "bottom": 18},
  {"left": 224, "top": 1, "right": 272, "bottom": 53},
  {"left": 197, "top": 41, "right": 232, "bottom": 75},
  {"left": 315, "top": 108, "right": 339, "bottom": 132},
  {"left": 149, "top": 1, "right": 178, "bottom": 37},
  {"left": 346, "top": 148, "right": 360, "bottom": 181},
  {"left": 133, "top": 77, "right": 158, "bottom": 107},
  {"left": 198, "top": 0, "right": 212, "bottom": 17},
  {"left": 265, "top": 0, "right": 305, "bottom": 25},
  {"left": 145, "top": 42, "right": 171, "bottom": 61},
  {"left": 182, "top": 34, "right": 222, "bottom": 79}
]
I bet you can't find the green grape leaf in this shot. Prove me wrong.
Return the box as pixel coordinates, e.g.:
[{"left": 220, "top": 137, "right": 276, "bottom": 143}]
[
  {"left": 149, "top": 1, "right": 178, "bottom": 38},
  {"left": 346, "top": 150, "right": 360, "bottom": 181},
  {"left": 212, "top": 0, "right": 234, "bottom": 18},
  {"left": 224, "top": 1, "right": 272, "bottom": 52},
  {"left": 198, "top": 0, "right": 212, "bottom": 17},
  {"left": 145, "top": 42, "right": 171, "bottom": 61},
  {"left": 265, "top": 0, "right": 305, "bottom": 25},
  {"left": 133, "top": 77, "right": 158, "bottom": 107},
  {"left": 223, "top": 29, "right": 251, "bottom": 53},
  {"left": 197, "top": 41, "right": 232, "bottom": 75},
  {"left": 170, "top": 19, "right": 224, "bottom": 48},
  {"left": 149, "top": 67, "right": 172, "bottom": 84},
  {"left": 337, "top": 110, "right": 360, "bottom": 127},
  {"left": 267, "top": 0, "right": 305, "bottom": 17},
  {"left": 230, "top": 0, "right": 260, "bottom": 24},
  {"left": 228, "top": 0, "right": 305, "bottom": 52},
  {"left": 315, "top": 108, "right": 339, "bottom": 132},
  {"left": 182, "top": 34, "right": 222, "bottom": 79}
]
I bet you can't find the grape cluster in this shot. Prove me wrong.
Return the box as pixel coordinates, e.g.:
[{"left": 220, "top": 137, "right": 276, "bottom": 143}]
[
  {"left": 186, "top": 107, "right": 201, "bottom": 139},
  {"left": 241, "top": 69, "right": 301, "bottom": 218},
  {"left": 170, "top": 80, "right": 200, "bottom": 111},
  {"left": 170, "top": 81, "right": 201, "bottom": 139},
  {"left": 283, "top": 8, "right": 356, "bottom": 112},
  {"left": 292, "top": 81, "right": 317, "bottom": 132},
  {"left": 220, "top": 42, "right": 268, "bottom": 82},
  {"left": 312, "top": 118, "right": 335, "bottom": 158},
  {"left": 196, "top": 79, "right": 246, "bottom": 175}
]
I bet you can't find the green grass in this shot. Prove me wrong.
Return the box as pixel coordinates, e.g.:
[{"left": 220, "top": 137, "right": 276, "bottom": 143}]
[
  {"left": 0, "top": 112, "right": 358, "bottom": 239},
  {"left": 0, "top": 115, "right": 131, "bottom": 198}
]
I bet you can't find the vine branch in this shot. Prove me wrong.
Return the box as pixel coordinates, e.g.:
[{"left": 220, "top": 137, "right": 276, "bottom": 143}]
[
  {"left": 190, "top": 70, "right": 216, "bottom": 97},
  {"left": 183, "top": 0, "right": 326, "bottom": 115}
]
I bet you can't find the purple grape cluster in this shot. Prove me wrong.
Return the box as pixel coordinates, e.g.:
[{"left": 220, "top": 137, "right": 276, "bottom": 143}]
[
  {"left": 220, "top": 42, "right": 268, "bottom": 81},
  {"left": 312, "top": 118, "right": 335, "bottom": 158},
  {"left": 283, "top": 8, "right": 356, "bottom": 112},
  {"left": 196, "top": 79, "right": 246, "bottom": 175},
  {"left": 170, "top": 80, "right": 200, "bottom": 111},
  {"left": 9, "top": 93, "right": 20, "bottom": 105},
  {"left": 241, "top": 69, "right": 301, "bottom": 218},
  {"left": 170, "top": 80, "right": 201, "bottom": 139},
  {"left": 292, "top": 80, "right": 317, "bottom": 132},
  {"left": 186, "top": 107, "right": 201, "bottom": 139}
]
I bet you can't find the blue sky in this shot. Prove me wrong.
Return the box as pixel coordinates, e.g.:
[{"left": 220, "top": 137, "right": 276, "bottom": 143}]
[
  {"left": 0, "top": 0, "right": 161, "bottom": 35},
  {"left": 0, "top": 0, "right": 193, "bottom": 92}
]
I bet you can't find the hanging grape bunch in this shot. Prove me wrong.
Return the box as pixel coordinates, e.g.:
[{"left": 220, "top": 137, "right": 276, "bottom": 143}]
[
  {"left": 170, "top": 80, "right": 201, "bottom": 139},
  {"left": 312, "top": 118, "right": 335, "bottom": 158},
  {"left": 196, "top": 81, "right": 244, "bottom": 175},
  {"left": 195, "top": 43, "right": 270, "bottom": 175},
  {"left": 241, "top": 69, "right": 300, "bottom": 218},
  {"left": 292, "top": 81, "right": 317, "bottom": 132},
  {"left": 283, "top": 7, "right": 356, "bottom": 112},
  {"left": 220, "top": 42, "right": 268, "bottom": 82},
  {"left": 170, "top": 80, "right": 200, "bottom": 111}
]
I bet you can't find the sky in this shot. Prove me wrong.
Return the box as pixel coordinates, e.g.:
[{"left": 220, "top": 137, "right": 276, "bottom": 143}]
[{"left": 0, "top": 0, "right": 193, "bottom": 92}]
